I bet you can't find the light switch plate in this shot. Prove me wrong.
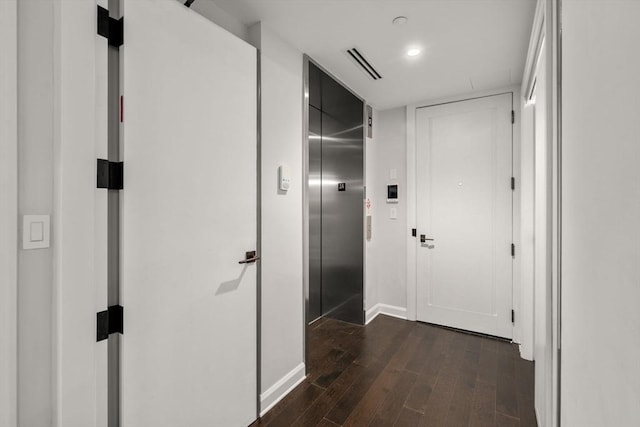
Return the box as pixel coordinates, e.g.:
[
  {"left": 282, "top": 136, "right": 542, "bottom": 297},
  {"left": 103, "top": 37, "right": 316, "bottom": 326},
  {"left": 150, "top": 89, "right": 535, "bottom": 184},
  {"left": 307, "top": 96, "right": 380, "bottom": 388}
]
[
  {"left": 23, "top": 215, "right": 50, "bottom": 250},
  {"left": 389, "top": 168, "right": 397, "bottom": 180},
  {"left": 390, "top": 207, "right": 397, "bottom": 220}
]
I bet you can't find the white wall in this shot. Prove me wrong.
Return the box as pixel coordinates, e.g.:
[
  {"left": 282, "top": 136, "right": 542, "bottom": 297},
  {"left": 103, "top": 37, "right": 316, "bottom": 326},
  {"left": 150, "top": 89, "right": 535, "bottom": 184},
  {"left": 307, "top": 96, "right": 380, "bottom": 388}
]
[
  {"left": 0, "top": 1, "right": 18, "bottom": 426},
  {"left": 17, "top": 1, "right": 56, "bottom": 425},
  {"left": 561, "top": 1, "right": 640, "bottom": 425},
  {"left": 248, "top": 23, "right": 306, "bottom": 414},
  {"left": 366, "top": 108, "right": 408, "bottom": 320}
]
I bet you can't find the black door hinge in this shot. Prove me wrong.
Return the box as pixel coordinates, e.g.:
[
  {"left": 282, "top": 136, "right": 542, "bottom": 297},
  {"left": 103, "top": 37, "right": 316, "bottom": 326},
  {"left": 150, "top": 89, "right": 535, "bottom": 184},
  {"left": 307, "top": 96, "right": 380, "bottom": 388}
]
[
  {"left": 411, "top": 228, "right": 417, "bottom": 237},
  {"left": 184, "top": 0, "right": 196, "bottom": 7},
  {"left": 97, "top": 6, "right": 123, "bottom": 48},
  {"left": 511, "top": 309, "right": 515, "bottom": 324},
  {"left": 97, "top": 305, "right": 124, "bottom": 342},
  {"left": 511, "top": 177, "right": 515, "bottom": 190},
  {"left": 511, "top": 243, "right": 515, "bottom": 258},
  {"left": 511, "top": 110, "right": 515, "bottom": 124},
  {"left": 97, "top": 159, "right": 123, "bottom": 190}
]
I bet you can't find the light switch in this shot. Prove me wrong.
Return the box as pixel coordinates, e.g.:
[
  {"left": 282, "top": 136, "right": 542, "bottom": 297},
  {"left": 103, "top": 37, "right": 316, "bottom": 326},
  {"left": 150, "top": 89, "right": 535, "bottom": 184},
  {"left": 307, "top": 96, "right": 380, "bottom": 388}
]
[
  {"left": 23, "top": 215, "right": 50, "bottom": 250},
  {"left": 390, "top": 207, "right": 397, "bottom": 220},
  {"left": 30, "top": 221, "right": 44, "bottom": 242}
]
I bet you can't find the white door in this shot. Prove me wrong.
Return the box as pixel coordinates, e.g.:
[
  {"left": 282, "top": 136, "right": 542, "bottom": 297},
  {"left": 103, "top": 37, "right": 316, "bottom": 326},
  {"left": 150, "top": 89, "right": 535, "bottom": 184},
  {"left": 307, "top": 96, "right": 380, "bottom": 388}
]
[
  {"left": 121, "top": 1, "right": 257, "bottom": 426},
  {"left": 416, "top": 93, "right": 513, "bottom": 339}
]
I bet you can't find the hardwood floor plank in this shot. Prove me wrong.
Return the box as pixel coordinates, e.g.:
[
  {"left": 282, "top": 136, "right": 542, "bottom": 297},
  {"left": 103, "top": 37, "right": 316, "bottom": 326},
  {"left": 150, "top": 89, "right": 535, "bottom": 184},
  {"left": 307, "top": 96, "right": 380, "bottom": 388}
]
[
  {"left": 404, "top": 327, "right": 449, "bottom": 413},
  {"left": 405, "top": 328, "right": 436, "bottom": 373},
  {"left": 495, "top": 350, "right": 519, "bottom": 418},
  {"left": 330, "top": 322, "right": 413, "bottom": 425},
  {"left": 496, "top": 412, "right": 521, "bottom": 427},
  {"left": 263, "top": 383, "right": 325, "bottom": 427},
  {"left": 323, "top": 357, "right": 386, "bottom": 425},
  {"left": 293, "top": 359, "right": 366, "bottom": 426},
  {"left": 443, "top": 339, "right": 479, "bottom": 427},
  {"left": 477, "top": 339, "right": 499, "bottom": 386},
  {"left": 419, "top": 374, "right": 458, "bottom": 427},
  {"left": 514, "top": 357, "right": 537, "bottom": 427},
  {"left": 315, "top": 418, "right": 340, "bottom": 427},
  {"left": 313, "top": 349, "right": 356, "bottom": 389},
  {"left": 342, "top": 365, "right": 403, "bottom": 427},
  {"left": 394, "top": 407, "right": 424, "bottom": 427},
  {"left": 368, "top": 370, "right": 419, "bottom": 427},
  {"left": 469, "top": 381, "right": 496, "bottom": 427},
  {"left": 443, "top": 363, "right": 477, "bottom": 426}
]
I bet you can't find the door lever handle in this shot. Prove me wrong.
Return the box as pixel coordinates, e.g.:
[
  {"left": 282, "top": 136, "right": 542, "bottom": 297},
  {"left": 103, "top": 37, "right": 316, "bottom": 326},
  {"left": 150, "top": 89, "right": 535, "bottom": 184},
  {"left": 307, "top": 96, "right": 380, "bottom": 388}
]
[
  {"left": 420, "top": 235, "right": 434, "bottom": 243},
  {"left": 239, "top": 250, "right": 260, "bottom": 264}
]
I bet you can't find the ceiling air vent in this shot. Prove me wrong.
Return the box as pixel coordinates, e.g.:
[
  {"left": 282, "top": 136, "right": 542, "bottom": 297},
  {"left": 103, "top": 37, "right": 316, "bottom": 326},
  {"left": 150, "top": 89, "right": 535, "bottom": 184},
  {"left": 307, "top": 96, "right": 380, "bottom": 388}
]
[{"left": 346, "top": 47, "right": 382, "bottom": 81}]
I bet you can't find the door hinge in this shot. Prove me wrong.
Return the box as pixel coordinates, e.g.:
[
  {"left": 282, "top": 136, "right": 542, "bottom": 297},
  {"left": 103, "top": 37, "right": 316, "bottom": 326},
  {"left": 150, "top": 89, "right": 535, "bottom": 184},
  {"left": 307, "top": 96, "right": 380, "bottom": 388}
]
[
  {"left": 411, "top": 228, "right": 417, "bottom": 237},
  {"left": 184, "top": 0, "right": 196, "bottom": 7},
  {"left": 511, "top": 243, "right": 515, "bottom": 258},
  {"left": 511, "top": 110, "right": 515, "bottom": 124},
  {"left": 511, "top": 309, "right": 515, "bottom": 324},
  {"left": 97, "top": 305, "right": 124, "bottom": 342},
  {"left": 97, "top": 6, "right": 123, "bottom": 48},
  {"left": 511, "top": 177, "right": 515, "bottom": 190},
  {"left": 97, "top": 159, "right": 123, "bottom": 190}
]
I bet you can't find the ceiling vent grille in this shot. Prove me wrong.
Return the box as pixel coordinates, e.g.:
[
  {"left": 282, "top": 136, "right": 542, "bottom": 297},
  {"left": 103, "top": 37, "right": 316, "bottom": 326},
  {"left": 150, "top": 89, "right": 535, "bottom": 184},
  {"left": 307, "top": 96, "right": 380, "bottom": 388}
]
[{"left": 346, "top": 47, "right": 382, "bottom": 81}]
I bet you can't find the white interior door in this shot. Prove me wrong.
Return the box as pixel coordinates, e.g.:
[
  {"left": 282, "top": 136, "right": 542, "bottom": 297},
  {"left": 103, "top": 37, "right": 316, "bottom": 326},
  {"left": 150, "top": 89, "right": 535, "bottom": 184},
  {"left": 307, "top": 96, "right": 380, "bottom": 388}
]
[
  {"left": 416, "top": 93, "right": 513, "bottom": 339},
  {"left": 121, "top": 1, "right": 257, "bottom": 426}
]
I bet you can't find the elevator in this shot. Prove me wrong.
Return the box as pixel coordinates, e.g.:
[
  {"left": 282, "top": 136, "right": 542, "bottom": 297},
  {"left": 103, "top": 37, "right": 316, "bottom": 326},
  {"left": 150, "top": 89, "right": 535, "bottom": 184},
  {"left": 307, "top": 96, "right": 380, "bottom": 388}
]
[{"left": 307, "top": 60, "right": 365, "bottom": 326}]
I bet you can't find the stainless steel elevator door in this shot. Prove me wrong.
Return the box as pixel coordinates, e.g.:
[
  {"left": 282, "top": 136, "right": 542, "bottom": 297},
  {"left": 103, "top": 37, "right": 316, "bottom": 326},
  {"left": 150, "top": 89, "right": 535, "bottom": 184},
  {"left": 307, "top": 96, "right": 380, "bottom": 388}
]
[
  {"left": 321, "top": 111, "right": 364, "bottom": 324},
  {"left": 307, "top": 61, "right": 364, "bottom": 325},
  {"left": 308, "top": 106, "right": 322, "bottom": 323}
]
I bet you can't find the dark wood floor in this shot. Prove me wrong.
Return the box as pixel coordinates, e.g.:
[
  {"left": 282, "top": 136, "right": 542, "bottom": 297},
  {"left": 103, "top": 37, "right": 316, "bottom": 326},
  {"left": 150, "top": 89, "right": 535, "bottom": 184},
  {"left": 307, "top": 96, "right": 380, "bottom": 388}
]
[{"left": 252, "top": 315, "right": 537, "bottom": 427}]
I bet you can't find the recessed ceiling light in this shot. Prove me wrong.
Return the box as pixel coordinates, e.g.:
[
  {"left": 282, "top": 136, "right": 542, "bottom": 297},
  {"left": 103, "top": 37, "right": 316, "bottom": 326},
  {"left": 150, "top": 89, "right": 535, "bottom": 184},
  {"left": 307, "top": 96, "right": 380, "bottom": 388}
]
[
  {"left": 407, "top": 48, "right": 421, "bottom": 57},
  {"left": 392, "top": 16, "right": 408, "bottom": 25}
]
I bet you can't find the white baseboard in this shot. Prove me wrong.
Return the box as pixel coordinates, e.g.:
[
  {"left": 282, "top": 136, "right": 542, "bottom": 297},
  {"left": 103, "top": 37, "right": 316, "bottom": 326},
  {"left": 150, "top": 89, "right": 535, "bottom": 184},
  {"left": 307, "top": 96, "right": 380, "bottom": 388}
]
[
  {"left": 259, "top": 362, "right": 306, "bottom": 417},
  {"left": 366, "top": 303, "right": 408, "bottom": 324},
  {"left": 365, "top": 303, "right": 380, "bottom": 324}
]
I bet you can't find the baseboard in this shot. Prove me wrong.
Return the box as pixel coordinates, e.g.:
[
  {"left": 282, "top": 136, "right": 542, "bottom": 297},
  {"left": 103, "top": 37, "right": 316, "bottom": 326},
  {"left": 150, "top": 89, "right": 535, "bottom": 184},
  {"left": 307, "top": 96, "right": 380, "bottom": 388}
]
[
  {"left": 518, "top": 343, "right": 534, "bottom": 362},
  {"left": 366, "top": 303, "right": 408, "bottom": 324},
  {"left": 365, "top": 303, "right": 380, "bottom": 324},
  {"left": 260, "top": 362, "right": 306, "bottom": 417}
]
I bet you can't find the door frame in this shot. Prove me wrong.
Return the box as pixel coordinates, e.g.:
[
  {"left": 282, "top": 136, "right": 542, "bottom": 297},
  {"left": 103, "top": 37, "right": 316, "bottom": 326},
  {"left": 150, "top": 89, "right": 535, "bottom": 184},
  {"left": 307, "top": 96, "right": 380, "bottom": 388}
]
[
  {"left": 519, "top": 0, "right": 561, "bottom": 425},
  {"left": 405, "top": 86, "right": 522, "bottom": 343},
  {"left": 0, "top": 1, "right": 18, "bottom": 425},
  {"left": 302, "top": 54, "right": 367, "bottom": 372}
]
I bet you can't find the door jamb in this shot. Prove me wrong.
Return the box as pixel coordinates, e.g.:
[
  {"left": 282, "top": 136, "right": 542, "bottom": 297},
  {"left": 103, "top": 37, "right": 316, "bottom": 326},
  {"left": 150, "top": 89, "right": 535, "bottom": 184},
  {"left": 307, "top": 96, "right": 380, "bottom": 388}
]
[{"left": 0, "top": 0, "right": 18, "bottom": 424}]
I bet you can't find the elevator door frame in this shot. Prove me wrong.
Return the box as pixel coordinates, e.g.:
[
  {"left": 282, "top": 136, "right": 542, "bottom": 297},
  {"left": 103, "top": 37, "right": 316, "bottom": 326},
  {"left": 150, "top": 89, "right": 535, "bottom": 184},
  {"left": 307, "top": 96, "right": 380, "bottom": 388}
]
[{"left": 302, "top": 55, "right": 367, "bottom": 373}]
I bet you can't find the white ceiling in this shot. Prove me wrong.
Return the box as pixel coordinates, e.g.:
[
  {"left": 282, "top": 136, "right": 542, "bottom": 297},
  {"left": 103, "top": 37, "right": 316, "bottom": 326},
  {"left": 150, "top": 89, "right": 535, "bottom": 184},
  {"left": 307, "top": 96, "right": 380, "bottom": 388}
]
[{"left": 209, "top": 0, "right": 536, "bottom": 110}]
